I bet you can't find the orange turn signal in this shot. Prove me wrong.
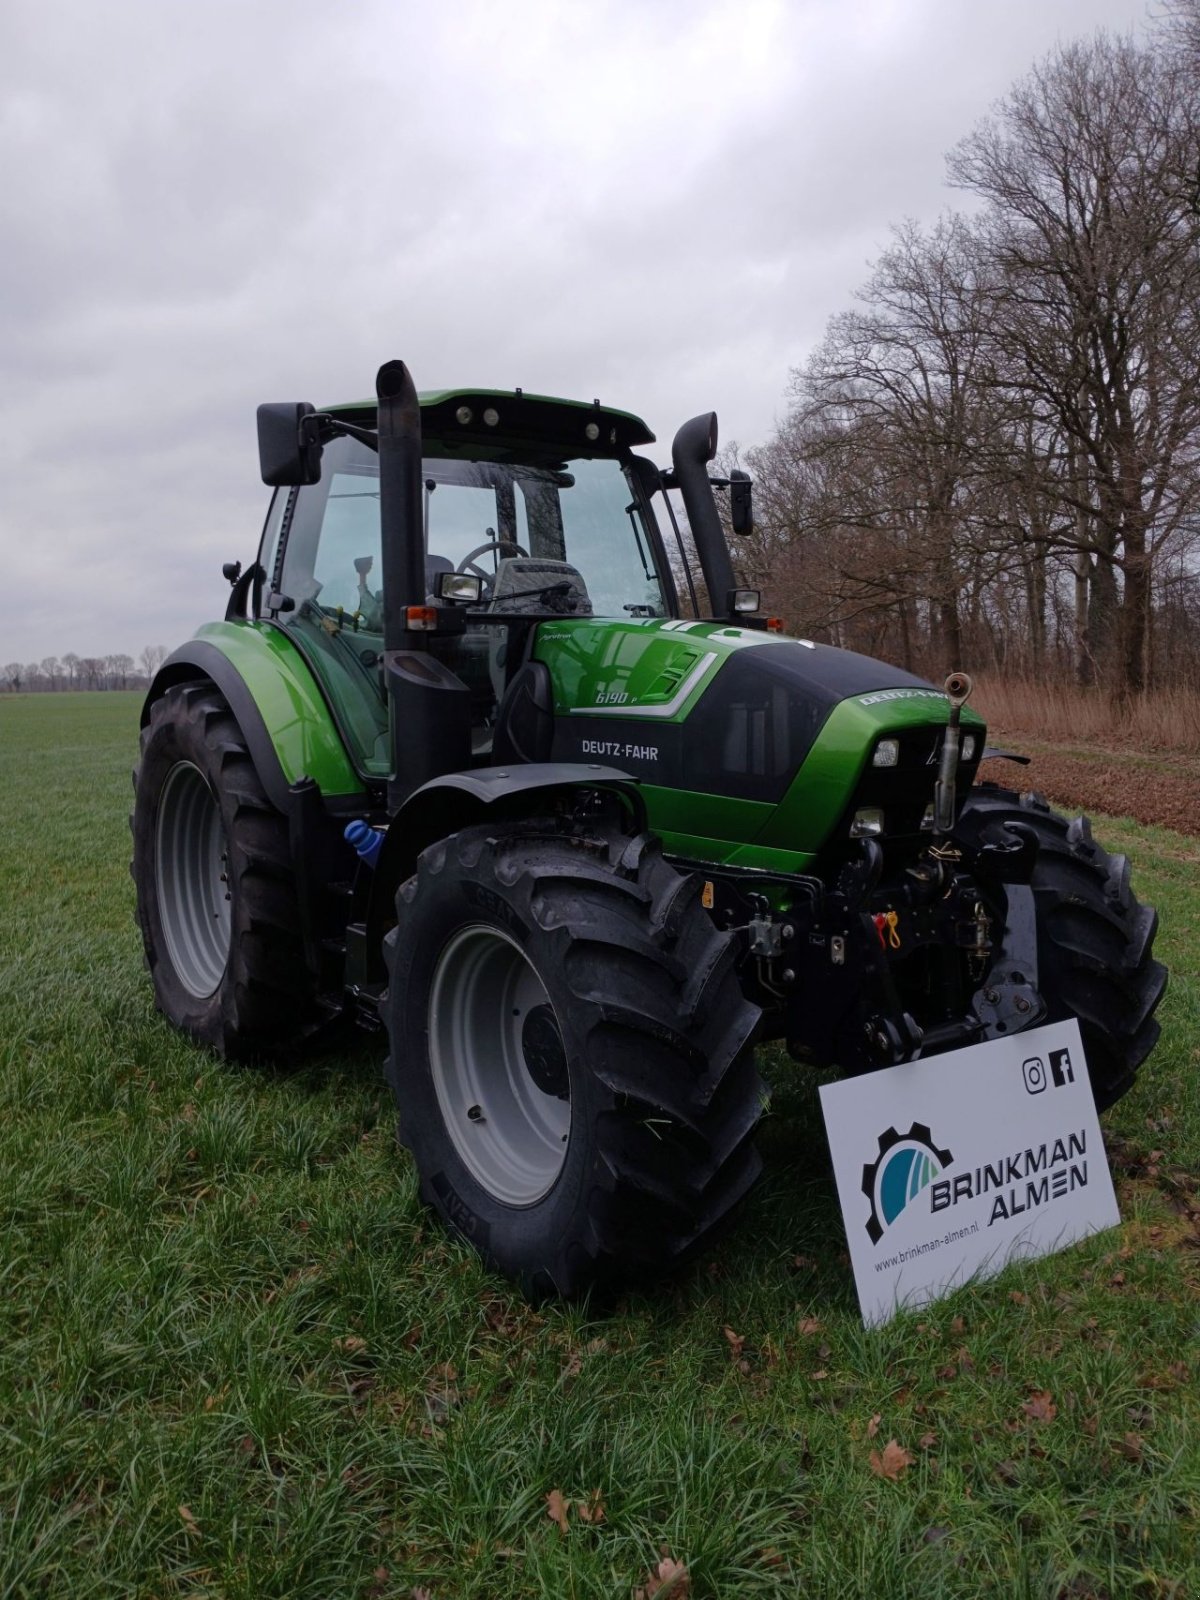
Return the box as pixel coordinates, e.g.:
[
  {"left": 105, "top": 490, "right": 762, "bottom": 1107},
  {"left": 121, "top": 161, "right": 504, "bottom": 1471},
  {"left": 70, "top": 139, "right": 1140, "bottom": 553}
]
[
  {"left": 766, "top": 617, "right": 784, "bottom": 632},
  {"left": 406, "top": 606, "right": 438, "bottom": 631}
]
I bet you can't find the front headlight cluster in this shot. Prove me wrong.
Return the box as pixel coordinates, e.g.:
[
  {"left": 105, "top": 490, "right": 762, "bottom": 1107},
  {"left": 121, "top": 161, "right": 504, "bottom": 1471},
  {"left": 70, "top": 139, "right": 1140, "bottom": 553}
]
[
  {"left": 850, "top": 807, "right": 885, "bottom": 838},
  {"left": 872, "top": 732, "right": 978, "bottom": 767}
]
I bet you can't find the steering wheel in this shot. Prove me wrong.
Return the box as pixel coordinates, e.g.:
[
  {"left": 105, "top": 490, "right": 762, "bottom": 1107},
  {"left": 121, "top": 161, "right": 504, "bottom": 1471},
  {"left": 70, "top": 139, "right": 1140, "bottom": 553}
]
[{"left": 456, "top": 539, "right": 529, "bottom": 579}]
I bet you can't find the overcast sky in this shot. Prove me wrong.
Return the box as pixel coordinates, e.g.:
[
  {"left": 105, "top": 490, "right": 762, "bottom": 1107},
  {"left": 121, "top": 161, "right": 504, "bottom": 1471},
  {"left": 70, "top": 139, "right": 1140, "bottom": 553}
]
[{"left": 0, "top": 0, "right": 1153, "bottom": 669}]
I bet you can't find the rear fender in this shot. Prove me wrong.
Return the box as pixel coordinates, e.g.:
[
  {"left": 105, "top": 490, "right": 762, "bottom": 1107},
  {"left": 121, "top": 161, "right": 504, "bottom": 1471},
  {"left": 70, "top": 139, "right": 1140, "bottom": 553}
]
[{"left": 143, "top": 622, "right": 365, "bottom": 815}]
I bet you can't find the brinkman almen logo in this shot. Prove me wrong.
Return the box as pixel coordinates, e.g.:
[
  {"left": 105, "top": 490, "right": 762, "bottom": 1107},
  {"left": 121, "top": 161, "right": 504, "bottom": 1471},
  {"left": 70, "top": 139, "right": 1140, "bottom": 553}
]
[{"left": 862, "top": 1122, "right": 954, "bottom": 1244}]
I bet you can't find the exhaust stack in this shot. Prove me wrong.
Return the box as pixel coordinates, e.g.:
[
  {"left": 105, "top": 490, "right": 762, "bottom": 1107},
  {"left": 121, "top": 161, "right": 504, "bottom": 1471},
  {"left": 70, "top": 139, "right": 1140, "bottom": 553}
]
[{"left": 671, "top": 413, "right": 737, "bottom": 621}]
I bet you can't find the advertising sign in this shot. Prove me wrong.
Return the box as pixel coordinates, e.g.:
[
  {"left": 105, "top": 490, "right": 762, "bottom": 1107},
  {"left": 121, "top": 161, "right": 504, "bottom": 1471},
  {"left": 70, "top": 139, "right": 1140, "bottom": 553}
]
[{"left": 819, "top": 1019, "right": 1119, "bottom": 1327}]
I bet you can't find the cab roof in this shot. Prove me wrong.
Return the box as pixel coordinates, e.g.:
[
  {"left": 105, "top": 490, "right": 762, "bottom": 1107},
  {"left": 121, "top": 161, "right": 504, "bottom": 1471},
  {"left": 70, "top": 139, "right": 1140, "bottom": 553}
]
[{"left": 326, "top": 388, "right": 655, "bottom": 458}]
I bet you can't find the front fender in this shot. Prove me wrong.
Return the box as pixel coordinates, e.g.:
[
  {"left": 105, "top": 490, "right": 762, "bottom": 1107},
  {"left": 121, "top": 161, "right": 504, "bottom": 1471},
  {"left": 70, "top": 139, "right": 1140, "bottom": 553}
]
[
  {"left": 357, "top": 765, "right": 644, "bottom": 985},
  {"left": 375, "top": 763, "right": 645, "bottom": 886}
]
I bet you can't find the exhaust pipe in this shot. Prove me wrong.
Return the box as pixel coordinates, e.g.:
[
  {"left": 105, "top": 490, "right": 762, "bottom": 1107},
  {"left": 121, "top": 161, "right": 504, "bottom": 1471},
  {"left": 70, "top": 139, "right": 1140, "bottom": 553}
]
[
  {"left": 671, "top": 413, "right": 737, "bottom": 620},
  {"left": 376, "top": 359, "right": 427, "bottom": 651},
  {"left": 376, "top": 360, "right": 471, "bottom": 805}
]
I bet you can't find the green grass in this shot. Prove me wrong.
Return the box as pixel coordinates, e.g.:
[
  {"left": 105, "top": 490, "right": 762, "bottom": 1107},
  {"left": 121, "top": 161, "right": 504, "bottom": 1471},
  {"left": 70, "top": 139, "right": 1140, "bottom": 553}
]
[{"left": 1, "top": 691, "right": 1198, "bottom": 1599}]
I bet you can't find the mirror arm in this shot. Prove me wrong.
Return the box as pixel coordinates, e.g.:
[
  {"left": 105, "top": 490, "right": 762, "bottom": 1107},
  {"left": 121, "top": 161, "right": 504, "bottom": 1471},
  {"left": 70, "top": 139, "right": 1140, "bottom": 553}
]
[{"left": 307, "top": 414, "right": 380, "bottom": 452}]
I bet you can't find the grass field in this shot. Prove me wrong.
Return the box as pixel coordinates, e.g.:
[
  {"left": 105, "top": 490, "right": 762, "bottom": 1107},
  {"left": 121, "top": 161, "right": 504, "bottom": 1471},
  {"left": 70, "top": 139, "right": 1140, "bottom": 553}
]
[{"left": 1, "top": 691, "right": 1198, "bottom": 1599}]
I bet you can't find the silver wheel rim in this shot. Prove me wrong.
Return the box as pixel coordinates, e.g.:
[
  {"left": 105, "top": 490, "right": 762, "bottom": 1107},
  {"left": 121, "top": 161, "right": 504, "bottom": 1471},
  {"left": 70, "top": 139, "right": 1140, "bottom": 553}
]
[
  {"left": 155, "top": 761, "right": 232, "bottom": 999},
  {"left": 428, "top": 925, "right": 571, "bottom": 1206}
]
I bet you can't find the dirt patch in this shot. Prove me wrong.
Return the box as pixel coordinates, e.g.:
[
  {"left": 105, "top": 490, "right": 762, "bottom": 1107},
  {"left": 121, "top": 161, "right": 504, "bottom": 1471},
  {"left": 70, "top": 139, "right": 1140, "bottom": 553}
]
[{"left": 978, "top": 745, "right": 1196, "bottom": 837}]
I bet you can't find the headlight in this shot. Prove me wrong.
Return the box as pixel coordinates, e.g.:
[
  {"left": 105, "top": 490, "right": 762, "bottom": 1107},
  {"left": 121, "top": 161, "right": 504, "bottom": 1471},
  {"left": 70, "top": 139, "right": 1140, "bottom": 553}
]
[
  {"left": 961, "top": 734, "right": 977, "bottom": 762},
  {"left": 850, "top": 807, "right": 885, "bottom": 838},
  {"left": 872, "top": 738, "right": 899, "bottom": 768},
  {"left": 921, "top": 803, "right": 936, "bottom": 830}
]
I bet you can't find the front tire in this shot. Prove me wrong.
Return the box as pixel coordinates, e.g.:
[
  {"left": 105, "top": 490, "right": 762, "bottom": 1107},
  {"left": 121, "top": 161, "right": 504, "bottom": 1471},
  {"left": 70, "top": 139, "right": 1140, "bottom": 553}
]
[
  {"left": 956, "top": 785, "right": 1167, "bottom": 1111},
  {"left": 383, "top": 822, "right": 764, "bottom": 1295},
  {"left": 131, "top": 682, "right": 321, "bottom": 1058}
]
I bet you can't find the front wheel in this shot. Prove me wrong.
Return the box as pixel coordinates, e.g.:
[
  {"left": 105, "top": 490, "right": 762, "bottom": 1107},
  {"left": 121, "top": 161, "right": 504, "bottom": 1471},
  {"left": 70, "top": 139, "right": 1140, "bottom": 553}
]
[
  {"left": 956, "top": 785, "right": 1167, "bottom": 1111},
  {"left": 383, "top": 822, "right": 764, "bottom": 1295}
]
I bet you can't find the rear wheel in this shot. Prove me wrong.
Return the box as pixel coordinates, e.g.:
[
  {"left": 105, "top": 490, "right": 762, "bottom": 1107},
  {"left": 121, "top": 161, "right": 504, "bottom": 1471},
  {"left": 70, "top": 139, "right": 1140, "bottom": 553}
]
[
  {"left": 383, "top": 821, "right": 764, "bottom": 1295},
  {"left": 131, "top": 682, "right": 321, "bottom": 1058},
  {"left": 956, "top": 785, "right": 1166, "bottom": 1110}
]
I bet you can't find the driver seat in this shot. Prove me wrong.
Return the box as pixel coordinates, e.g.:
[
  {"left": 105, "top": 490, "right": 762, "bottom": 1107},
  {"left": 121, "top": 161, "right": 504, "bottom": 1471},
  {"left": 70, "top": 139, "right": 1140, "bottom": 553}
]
[{"left": 487, "top": 557, "right": 592, "bottom": 617}]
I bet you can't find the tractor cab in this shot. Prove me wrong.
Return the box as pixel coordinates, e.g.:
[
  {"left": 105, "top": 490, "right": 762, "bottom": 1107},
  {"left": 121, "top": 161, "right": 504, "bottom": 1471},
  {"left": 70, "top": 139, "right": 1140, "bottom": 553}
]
[{"left": 253, "top": 388, "right": 675, "bottom": 777}]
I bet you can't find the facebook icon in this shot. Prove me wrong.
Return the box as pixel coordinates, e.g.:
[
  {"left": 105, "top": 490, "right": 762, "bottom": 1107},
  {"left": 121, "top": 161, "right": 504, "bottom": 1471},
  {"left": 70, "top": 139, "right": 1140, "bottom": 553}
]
[{"left": 1049, "top": 1047, "right": 1075, "bottom": 1088}]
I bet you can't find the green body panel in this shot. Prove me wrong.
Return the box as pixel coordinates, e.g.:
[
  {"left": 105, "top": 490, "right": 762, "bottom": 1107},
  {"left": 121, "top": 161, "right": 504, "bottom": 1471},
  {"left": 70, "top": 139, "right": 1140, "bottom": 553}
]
[
  {"left": 533, "top": 616, "right": 776, "bottom": 720},
  {"left": 532, "top": 618, "right": 985, "bottom": 876},
  {"left": 637, "top": 785, "right": 787, "bottom": 870},
  {"left": 758, "top": 692, "right": 985, "bottom": 860},
  {"left": 191, "top": 621, "right": 365, "bottom": 798}
]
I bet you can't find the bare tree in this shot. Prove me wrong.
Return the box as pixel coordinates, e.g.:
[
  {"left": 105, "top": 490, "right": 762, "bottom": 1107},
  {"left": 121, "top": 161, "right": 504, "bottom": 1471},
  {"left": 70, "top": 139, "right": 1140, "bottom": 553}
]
[
  {"left": 764, "top": 217, "right": 1004, "bottom": 673},
  {"left": 3, "top": 663, "right": 23, "bottom": 692},
  {"left": 950, "top": 35, "right": 1200, "bottom": 691},
  {"left": 108, "top": 653, "right": 134, "bottom": 690},
  {"left": 139, "top": 644, "right": 168, "bottom": 679}
]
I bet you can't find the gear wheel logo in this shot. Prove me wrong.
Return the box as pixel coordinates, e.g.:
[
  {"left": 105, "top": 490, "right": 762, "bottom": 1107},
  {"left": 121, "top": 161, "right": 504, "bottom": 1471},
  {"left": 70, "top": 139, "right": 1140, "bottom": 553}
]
[{"left": 862, "top": 1123, "right": 954, "bottom": 1245}]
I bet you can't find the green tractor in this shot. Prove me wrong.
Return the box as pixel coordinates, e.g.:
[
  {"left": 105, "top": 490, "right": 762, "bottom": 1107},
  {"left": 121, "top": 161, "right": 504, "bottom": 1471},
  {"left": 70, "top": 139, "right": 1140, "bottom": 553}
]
[{"left": 132, "top": 360, "right": 1166, "bottom": 1295}]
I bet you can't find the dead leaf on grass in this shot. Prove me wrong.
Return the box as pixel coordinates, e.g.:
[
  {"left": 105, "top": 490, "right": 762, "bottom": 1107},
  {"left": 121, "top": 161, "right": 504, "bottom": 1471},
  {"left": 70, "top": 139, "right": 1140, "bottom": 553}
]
[
  {"left": 1113, "top": 1432, "right": 1144, "bottom": 1462},
  {"left": 178, "top": 1503, "right": 201, "bottom": 1536},
  {"left": 866, "top": 1412, "right": 881, "bottom": 1439},
  {"left": 797, "top": 1316, "right": 822, "bottom": 1335},
  {"left": 576, "top": 1488, "right": 606, "bottom": 1524},
  {"left": 722, "top": 1326, "right": 745, "bottom": 1359},
  {"left": 1022, "top": 1390, "right": 1057, "bottom": 1423},
  {"left": 635, "top": 1554, "right": 690, "bottom": 1598},
  {"left": 868, "top": 1439, "right": 914, "bottom": 1480},
  {"left": 546, "top": 1488, "right": 570, "bottom": 1534}
]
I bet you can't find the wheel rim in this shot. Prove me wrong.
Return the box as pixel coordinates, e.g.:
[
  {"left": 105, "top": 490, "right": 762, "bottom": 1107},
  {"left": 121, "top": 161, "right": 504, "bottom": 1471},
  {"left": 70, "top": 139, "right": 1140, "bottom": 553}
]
[
  {"left": 428, "top": 925, "right": 571, "bottom": 1206},
  {"left": 155, "top": 761, "right": 232, "bottom": 999}
]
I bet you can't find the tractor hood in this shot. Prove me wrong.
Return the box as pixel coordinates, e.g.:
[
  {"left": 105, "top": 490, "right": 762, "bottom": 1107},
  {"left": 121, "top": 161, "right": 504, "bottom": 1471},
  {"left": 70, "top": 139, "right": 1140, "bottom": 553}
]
[{"left": 536, "top": 618, "right": 986, "bottom": 872}]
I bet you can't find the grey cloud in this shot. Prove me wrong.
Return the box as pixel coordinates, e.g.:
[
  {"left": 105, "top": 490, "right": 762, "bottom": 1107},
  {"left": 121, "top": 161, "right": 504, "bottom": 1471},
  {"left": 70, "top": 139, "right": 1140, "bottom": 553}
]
[{"left": 0, "top": 0, "right": 1150, "bottom": 665}]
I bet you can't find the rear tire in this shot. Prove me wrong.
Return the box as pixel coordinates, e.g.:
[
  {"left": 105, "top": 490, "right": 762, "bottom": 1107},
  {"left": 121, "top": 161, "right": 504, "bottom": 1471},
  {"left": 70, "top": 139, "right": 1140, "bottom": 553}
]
[
  {"left": 383, "top": 821, "right": 764, "bottom": 1295},
  {"left": 131, "top": 682, "right": 321, "bottom": 1059},
  {"left": 956, "top": 785, "right": 1166, "bottom": 1111}
]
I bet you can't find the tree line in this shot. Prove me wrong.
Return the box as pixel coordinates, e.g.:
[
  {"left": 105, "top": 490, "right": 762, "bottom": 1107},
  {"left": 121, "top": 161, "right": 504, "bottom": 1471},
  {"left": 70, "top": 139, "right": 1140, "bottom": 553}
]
[
  {"left": 2, "top": 647, "right": 169, "bottom": 693},
  {"left": 732, "top": 5, "right": 1200, "bottom": 695}
]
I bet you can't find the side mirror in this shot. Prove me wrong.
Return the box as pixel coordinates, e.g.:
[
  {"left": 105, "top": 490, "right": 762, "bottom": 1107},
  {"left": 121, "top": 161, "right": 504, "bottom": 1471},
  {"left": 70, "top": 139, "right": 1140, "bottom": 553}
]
[
  {"left": 730, "top": 469, "right": 753, "bottom": 536},
  {"left": 257, "top": 402, "right": 323, "bottom": 486}
]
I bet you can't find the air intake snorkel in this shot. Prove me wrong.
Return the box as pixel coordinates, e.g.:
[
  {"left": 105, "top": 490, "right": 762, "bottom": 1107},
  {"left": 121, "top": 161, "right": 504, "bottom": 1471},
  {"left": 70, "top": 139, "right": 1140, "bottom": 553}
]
[
  {"left": 671, "top": 413, "right": 737, "bottom": 621},
  {"left": 934, "top": 672, "right": 973, "bottom": 839}
]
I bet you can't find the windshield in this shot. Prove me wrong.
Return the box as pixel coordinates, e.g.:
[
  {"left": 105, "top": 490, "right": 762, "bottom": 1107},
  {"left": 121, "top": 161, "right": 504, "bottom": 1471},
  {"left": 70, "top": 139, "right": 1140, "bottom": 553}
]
[{"left": 278, "top": 435, "right": 666, "bottom": 621}]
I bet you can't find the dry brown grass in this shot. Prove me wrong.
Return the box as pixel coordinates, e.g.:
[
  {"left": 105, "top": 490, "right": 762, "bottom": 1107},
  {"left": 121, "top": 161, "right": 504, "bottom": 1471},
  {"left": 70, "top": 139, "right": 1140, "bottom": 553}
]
[{"left": 973, "top": 677, "right": 1200, "bottom": 757}]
